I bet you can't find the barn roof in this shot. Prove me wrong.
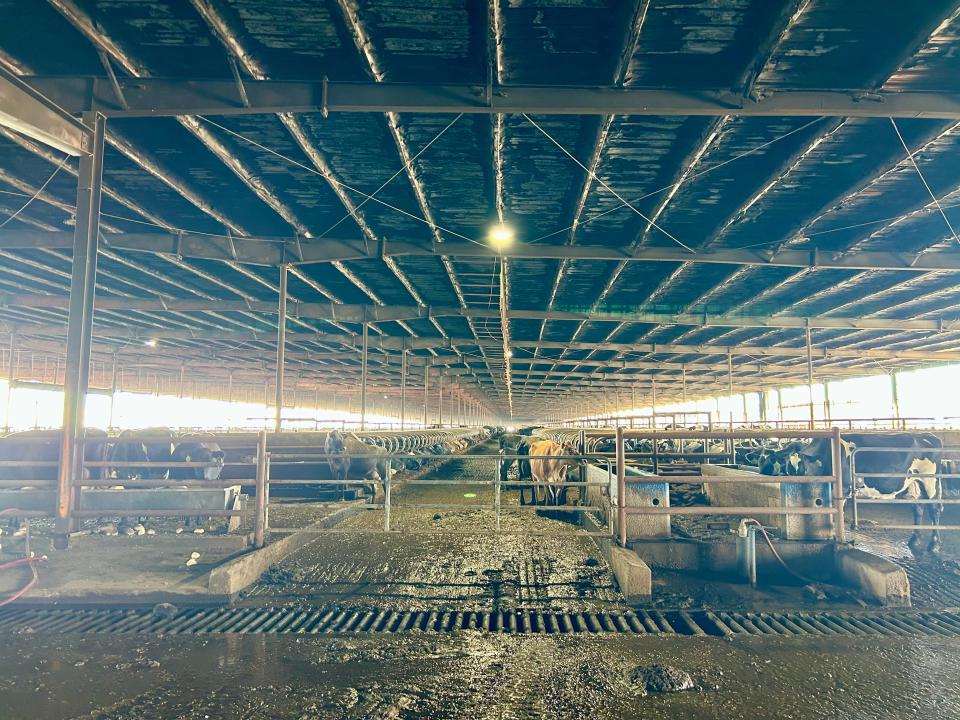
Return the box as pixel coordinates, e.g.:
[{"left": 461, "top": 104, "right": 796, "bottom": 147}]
[{"left": 2, "top": 0, "right": 960, "bottom": 419}]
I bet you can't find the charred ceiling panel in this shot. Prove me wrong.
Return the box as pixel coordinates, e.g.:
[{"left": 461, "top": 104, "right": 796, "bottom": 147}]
[
  {"left": 398, "top": 114, "right": 492, "bottom": 238},
  {"left": 506, "top": 258, "right": 554, "bottom": 311},
  {"left": 625, "top": 0, "right": 782, "bottom": 88},
  {"left": 194, "top": 114, "right": 366, "bottom": 235},
  {"left": 497, "top": 0, "right": 633, "bottom": 84},
  {"left": 754, "top": 0, "right": 960, "bottom": 90},
  {"left": 574, "top": 116, "right": 714, "bottom": 248},
  {"left": 107, "top": 118, "right": 294, "bottom": 236},
  {"left": 294, "top": 112, "right": 433, "bottom": 242},
  {"left": 0, "top": 1, "right": 102, "bottom": 73},
  {"left": 212, "top": 0, "right": 365, "bottom": 78},
  {"left": 884, "top": 7, "right": 960, "bottom": 92},
  {"left": 341, "top": 0, "right": 483, "bottom": 81},
  {"left": 716, "top": 119, "right": 941, "bottom": 252},
  {"left": 385, "top": 256, "right": 461, "bottom": 307},
  {"left": 73, "top": 0, "right": 231, "bottom": 77},
  {"left": 500, "top": 115, "right": 588, "bottom": 243},
  {"left": 632, "top": 116, "right": 829, "bottom": 253}
]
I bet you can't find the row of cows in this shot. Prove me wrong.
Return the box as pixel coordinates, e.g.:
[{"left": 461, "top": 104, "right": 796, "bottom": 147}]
[
  {"left": 0, "top": 427, "right": 496, "bottom": 524},
  {"left": 534, "top": 426, "right": 949, "bottom": 554}
]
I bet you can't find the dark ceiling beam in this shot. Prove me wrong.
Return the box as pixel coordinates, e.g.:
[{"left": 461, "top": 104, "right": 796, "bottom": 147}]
[
  {"left": 25, "top": 75, "right": 960, "bottom": 120},
  {"left": 6, "top": 230, "right": 960, "bottom": 274},
  {"left": 11, "top": 320, "right": 960, "bottom": 362},
  {"left": 4, "top": 293, "right": 958, "bottom": 332},
  {"left": 0, "top": 65, "right": 88, "bottom": 154}
]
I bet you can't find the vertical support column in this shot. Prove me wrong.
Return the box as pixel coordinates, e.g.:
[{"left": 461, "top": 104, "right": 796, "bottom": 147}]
[
  {"left": 824, "top": 380, "right": 833, "bottom": 424},
  {"left": 274, "top": 264, "right": 288, "bottom": 434},
  {"left": 832, "top": 425, "right": 845, "bottom": 543},
  {"left": 107, "top": 349, "right": 118, "bottom": 429},
  {"left": 616, "top": 425, "right": 626, "bottom": 547},
  {"left": 4, "top": 331, "right": 15, "bottom": 433},
  {"left": 254, "top": 430, "right": 267, "bottom": 549},
  {"left": 726, "top": 351, "right": 734, "bottom": 426},
  {"left": 423, "top": 365, "right": 429, "bottom": 427},
  {"left": 56, "top": 112, "right": 105, "bottom": 547},
  {"left": 681, "top": 365, "right": 687, "bottom": 405},
  {"left": 651, "top": 377, "right": 658, "bottom": 427},
  {"left": 438, "top": 372, "right": 443, "bottom": 427},
  {"left": 360, "top": 322, "right": 368, "bottom": 431},
  {"left": 400, "top": 349, "right": 407, "bottom": 430},
  {"left": 805, "top": 327, "right": 815, "bottom": 430},
  {"left": 890, "top": 372, "right": 902, "bottom": 427}
]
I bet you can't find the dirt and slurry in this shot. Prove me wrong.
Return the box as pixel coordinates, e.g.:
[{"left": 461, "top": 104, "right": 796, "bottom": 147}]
[
  {"left": 3, "top": 631, "right": 960, "bottom": 719},
  {"left": 5, "top": 444, "right": 960, "bottom": 718},
  {"left": 243, "top": 443, "right": 623, "bottom": 612}
]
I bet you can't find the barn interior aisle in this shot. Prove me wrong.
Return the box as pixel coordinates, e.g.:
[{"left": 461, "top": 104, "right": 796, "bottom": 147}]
[{"left": 4, "top": 0, "right": 960, "bottom": 717}]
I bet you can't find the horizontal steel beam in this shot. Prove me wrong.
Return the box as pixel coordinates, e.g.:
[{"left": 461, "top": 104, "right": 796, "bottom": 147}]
[
  {"left": 5, "top": 230, "right": 960, "bottom": 275},
  {"left": 24, "top": 76, "right": 960, "bottom": 120},
  {"left": 2, "top": 293, "right": 956, "bottom": 332},
  {"left": 0, "top": 69, "right": 88, "bottom": 155},
  {"left": 11, "top": 321, "right": 960, "bottom": 361}
]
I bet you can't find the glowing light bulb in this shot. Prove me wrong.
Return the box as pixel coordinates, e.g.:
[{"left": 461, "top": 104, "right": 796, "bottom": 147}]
[
  {"left": 144, "top": 339, "right": 158, "bottom": 348},
  {"left": 487, "top": 222, "right": 514, "bottom": 250}
]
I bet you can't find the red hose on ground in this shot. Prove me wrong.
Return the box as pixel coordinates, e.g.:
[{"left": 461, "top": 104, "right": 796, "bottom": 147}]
[{"left": 0, "top": 557, "right": 46, "bottom": 604}]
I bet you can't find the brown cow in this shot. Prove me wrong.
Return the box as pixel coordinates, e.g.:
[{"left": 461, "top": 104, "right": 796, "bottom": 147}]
[{"left": 525, "top": 439, "right": 574, "bottom": 507}]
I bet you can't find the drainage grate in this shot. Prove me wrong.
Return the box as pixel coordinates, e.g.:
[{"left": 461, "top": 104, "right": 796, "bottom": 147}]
[
  {"left": 1, "top": 606, "right": 959, "bottom": 638},
  {"left": 903, "top": 562, "right": 960, "bottom": 609}
]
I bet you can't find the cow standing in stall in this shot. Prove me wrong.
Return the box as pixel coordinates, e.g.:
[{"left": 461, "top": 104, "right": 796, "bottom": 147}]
[
  {"left": 524, "top": 439, "right": 574, "bottom": 508},
  {"left": 324, "top": 431, "right": 389, "bottom": 500},
  {"left": 761, "top": 432, "right": 944, "bottom": 554}
]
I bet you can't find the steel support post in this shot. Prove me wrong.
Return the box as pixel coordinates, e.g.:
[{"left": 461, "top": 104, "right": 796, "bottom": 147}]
[
  {"left": 400, "top": 349, "right": 407, "bottom": 430},
  {"left": 681, "top": 366, "right": 687, "bottom": 404},
  {"left": 727, "top": 351, "right": 734, "bottom": 425},
  {"left": 832, "top": 425, "right": 845, "bottom": 543},
  {"left": 806, "top": 327, "right": 815, "bottom": 430},
  {"left": 254, "top": 430, "right": 267, "bottom": 548},
  {"left": 360, "top": 322, "right": 368, "bottom": 430},
  {"left": 4, "top": 331, "right": 15, "bottom": 432},
  {"left": 107, "top": 350, "right": 118, "bottom": 429},
  {"left": 423, "top": 365, "right": 429, "bottom": 427},
  {"left": 274, "top": 264, "right": 288, "bottom": 433},
  {"left": 55, "top": 111, "right": 105, "bottom": 548},
  {"left": 438, "top": 372, "right": 443, "bottom": 427},
  {"left": 616, "top": 425, "right": 626, "bottom": 547},
  {"left": 890, "top": 372, "right": 902, "bottom": 426}
]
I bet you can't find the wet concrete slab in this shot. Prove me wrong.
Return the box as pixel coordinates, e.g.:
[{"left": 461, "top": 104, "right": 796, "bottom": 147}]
[{"left": 2, "top": 631, "right": 959, "bottom": 719}]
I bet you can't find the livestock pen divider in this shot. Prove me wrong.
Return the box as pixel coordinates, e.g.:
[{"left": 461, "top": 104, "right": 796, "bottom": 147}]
[{"left": 258, "top": 451, "right": 618, "bottom": 544}]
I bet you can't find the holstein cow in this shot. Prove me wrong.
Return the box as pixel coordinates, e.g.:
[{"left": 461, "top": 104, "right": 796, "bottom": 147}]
[
  {"left": 762, "top": 432, "right": 944, "bottom": 554},
  {"left": 524, "top": 439, "right": 573, "bottom": 507}
]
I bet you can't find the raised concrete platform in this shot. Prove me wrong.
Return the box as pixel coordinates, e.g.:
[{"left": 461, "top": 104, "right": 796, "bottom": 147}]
[{"left": 835, "top": 546, "right": 911, "bottom": 607}]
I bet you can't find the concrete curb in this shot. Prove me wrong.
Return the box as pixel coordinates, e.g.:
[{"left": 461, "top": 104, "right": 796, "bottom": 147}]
[
  {"left": 835, "top": 546, "right": 911, "bottom": 607},
  {"left": 582, "top": 514, "right": 652, "bottom": 601},
  {"left": 207, "top": 502, "right": 363, "bottom": 596}
]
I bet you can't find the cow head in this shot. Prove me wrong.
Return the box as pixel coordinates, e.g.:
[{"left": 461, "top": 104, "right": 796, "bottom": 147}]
[{"left": 325, "top": 430, "right": 346, "bottom": 455}]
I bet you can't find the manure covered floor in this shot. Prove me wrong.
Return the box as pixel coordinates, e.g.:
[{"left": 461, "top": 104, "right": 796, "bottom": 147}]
[{"left": 244, "top": 442, "right": 623, "bottom": 612}]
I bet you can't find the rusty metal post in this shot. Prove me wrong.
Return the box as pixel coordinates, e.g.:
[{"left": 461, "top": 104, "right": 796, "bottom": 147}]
[
  {"left": 274, "top": 264, "right": 288, "bottom": 433},
  {"left": 400, "top": 349, "right": 407, "bottom": 430},
  {"left": 360, "top": 321, "right": 368, "bottom": 431},
  {"left": 806, "top": 327, "right": 815, "bottom": 430},
  {"left": 616, "top": 425, "right": 626, "bottom": 547},
  {"left": 832, "top": 425, "right": 845, "bottom": 543},
  {"left": 254, "top": 430, "right": 267, "bottom": 548},
  {"left": 4, "top": 330, "right": 15, "bottom": 432},
  {"left": 56, "top": 111, "right": 105, "bottom": 548}
]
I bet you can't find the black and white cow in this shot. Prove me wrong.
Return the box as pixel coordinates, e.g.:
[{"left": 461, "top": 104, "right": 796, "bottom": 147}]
[{"left": 762, "top": 433, "right": 943, "bottom": 554}]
